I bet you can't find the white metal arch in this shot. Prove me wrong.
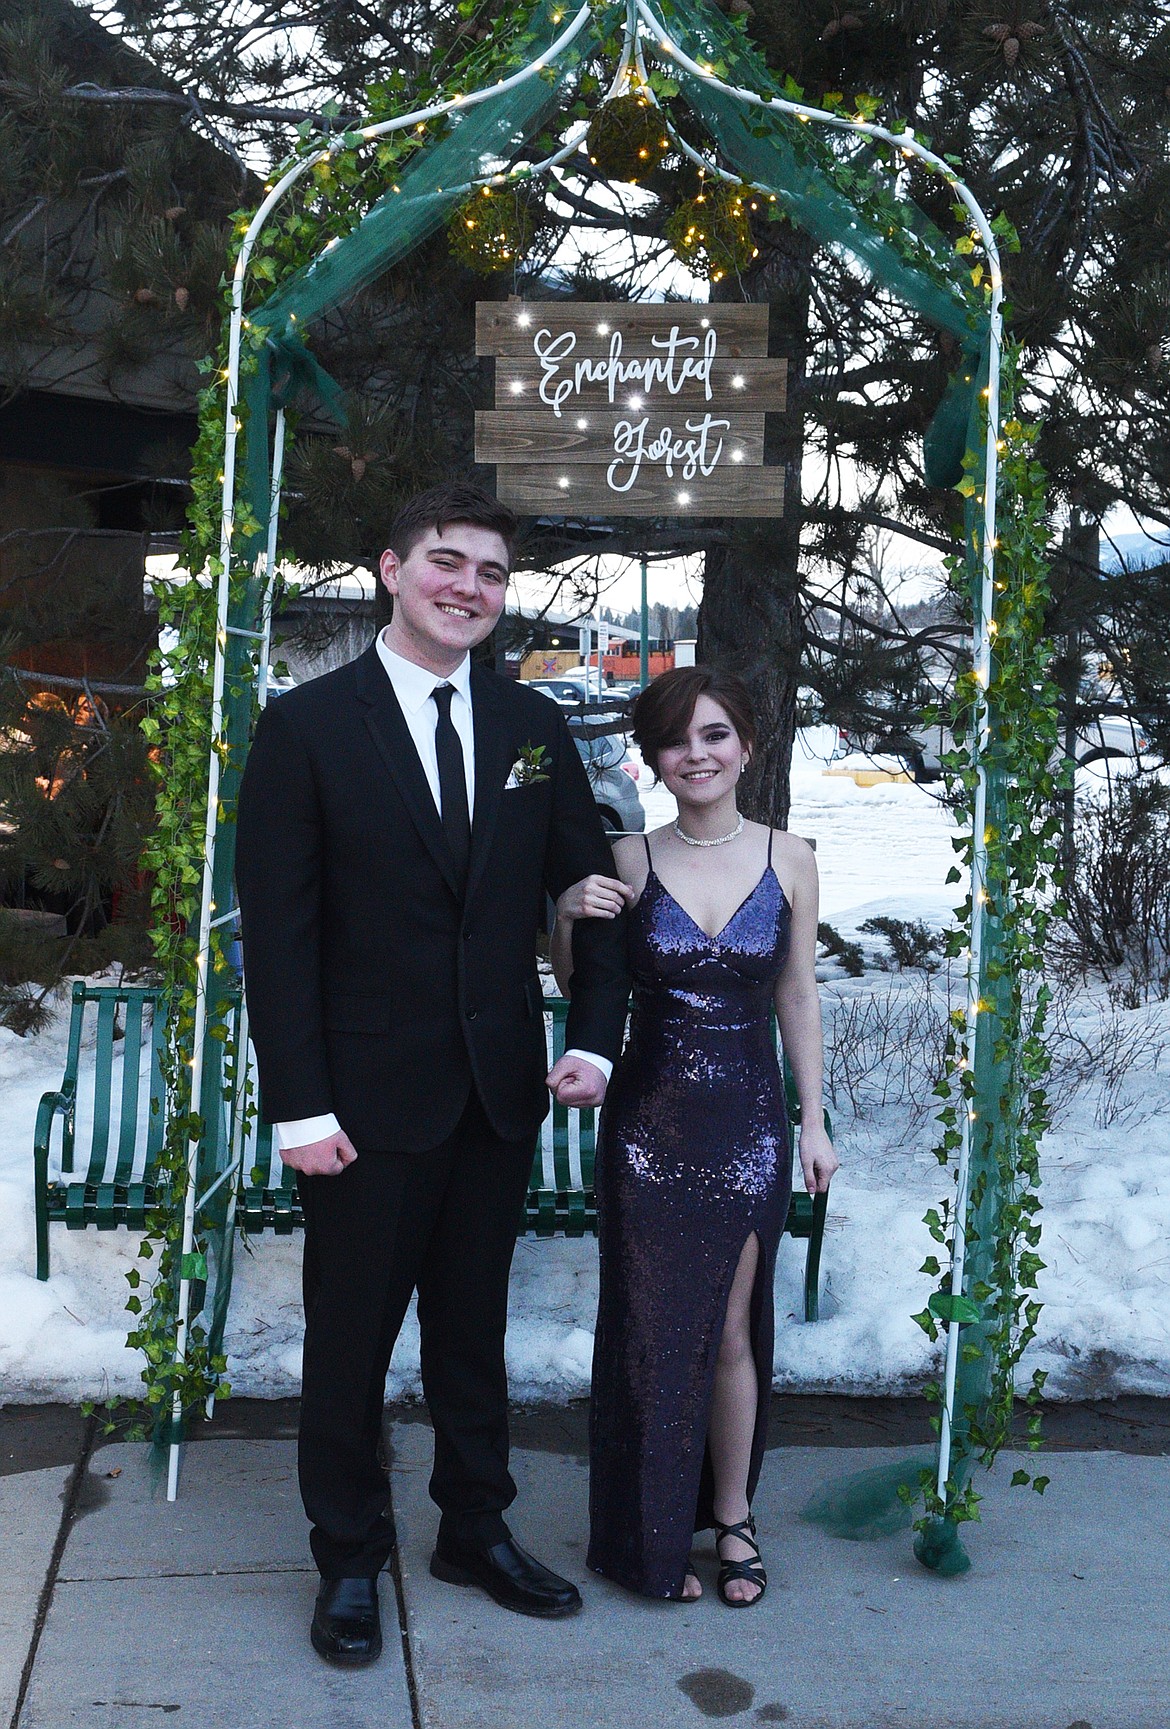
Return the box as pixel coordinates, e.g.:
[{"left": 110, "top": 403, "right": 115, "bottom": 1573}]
[{"left": 174, "top": 0, "right": 1004, "bottom": 1509}]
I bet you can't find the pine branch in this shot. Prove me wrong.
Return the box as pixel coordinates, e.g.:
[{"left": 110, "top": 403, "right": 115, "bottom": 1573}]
[
  {"left": 3, "top": 666, "right": 152, "bottom": 698},
  {"left": 54, "top": 80, "right": 356, "bottom": 128}
]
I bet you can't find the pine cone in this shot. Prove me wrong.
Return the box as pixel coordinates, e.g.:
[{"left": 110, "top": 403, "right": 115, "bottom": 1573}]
[
  {"left": 983, "top": 23, "right": 1012, "bottom": 41},
  {"left": 133, "top": 287, "right": 159, "bottom": 306},
  {"left": 173, "top": 286, "right": 190, "bottom": 311},
  {"left": 1003, "top": 35, "right": 1020, "bottom": 65},
  {"left": 164, "top": 206, "right": 186, "bottom": 221},
  {"left": 332, "top": 445, "right": 371, "bottom": 481}
]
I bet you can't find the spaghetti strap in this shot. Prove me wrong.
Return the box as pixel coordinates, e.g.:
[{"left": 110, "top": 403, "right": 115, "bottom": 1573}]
[
  {"left": 767, "top": 827, "right": 774, "bottom": 868},
  {"left": 643, "top": 835, "right": 653, "bottom": 871}
]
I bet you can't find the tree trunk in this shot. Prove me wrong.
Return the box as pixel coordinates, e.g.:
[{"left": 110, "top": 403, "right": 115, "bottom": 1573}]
[
  {"left": 697, "top": 225, "right": 813, "bottom": 829},
  {"left": 1055, "top": 514, "right": 1099, "bottom": 879}
]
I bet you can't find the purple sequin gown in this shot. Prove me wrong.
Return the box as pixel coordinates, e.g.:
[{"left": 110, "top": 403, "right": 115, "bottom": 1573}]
[{"left": 587, "top": 837, "right": 793, "bottom": 1599}]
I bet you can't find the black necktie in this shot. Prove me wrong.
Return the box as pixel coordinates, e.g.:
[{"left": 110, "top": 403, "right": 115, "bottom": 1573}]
[{"left": 432, "top": 684, "right": 471, "bottom": 887}]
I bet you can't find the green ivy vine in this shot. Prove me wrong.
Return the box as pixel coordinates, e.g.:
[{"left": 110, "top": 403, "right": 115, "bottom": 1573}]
[{"left": 912, "top": 346, "right": 1062, "bottom": 1527}]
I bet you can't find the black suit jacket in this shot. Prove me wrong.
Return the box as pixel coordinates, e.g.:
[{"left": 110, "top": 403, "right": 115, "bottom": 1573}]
[{"left": 234, "top": 644, "right": 630, "bottom": 1151}]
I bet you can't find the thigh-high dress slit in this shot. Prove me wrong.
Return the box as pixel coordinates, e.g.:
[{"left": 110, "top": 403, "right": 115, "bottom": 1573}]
[{"left": 587, "top": 838, "right": 793, "bottom": 1599}]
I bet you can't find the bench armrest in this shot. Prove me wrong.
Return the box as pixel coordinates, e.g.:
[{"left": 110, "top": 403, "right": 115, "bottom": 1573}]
[
  {"left": 34, "top": 1089, "right": 73, "bottom": 1161},
  {"left": 34, "top": 1089, "right": 73, "bottom": 1281}
]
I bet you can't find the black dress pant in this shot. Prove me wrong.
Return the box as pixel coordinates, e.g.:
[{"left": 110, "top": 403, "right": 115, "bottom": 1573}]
[{"left": 296, "top": 1091, "right": 535, "bottom": 1578}]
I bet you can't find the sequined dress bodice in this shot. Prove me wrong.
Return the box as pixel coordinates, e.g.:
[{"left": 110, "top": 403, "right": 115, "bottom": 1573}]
[{"left": 626, "top": 863, "right": 791, "bottom": 1064}]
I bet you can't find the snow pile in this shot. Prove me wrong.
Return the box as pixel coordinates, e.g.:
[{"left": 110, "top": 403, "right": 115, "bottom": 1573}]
[{"left": 3, "top": 733, "right": 1169, "bottom": 1405}]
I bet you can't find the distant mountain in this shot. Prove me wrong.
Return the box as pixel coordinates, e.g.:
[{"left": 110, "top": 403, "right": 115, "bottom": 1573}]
[{"left": 1100, "top": 531, "right": 1169, "bottom": 573}]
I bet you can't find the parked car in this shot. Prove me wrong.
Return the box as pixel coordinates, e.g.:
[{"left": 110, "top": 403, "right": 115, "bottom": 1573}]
[
  {"left": 566, "top": 717, "right": 645, "bottom": 833},
  {"left": 1074, "top": 713, "right": 1152, "bottom": 767},
  {"left": 855, "top": 710, "right": 1154, "bottom": 783},
  {"left": 525, "top": 678, "right": 588, "bottom": 707}
]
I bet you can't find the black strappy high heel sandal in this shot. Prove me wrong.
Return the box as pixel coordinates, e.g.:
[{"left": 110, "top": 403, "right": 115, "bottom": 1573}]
[{"left": 714, "top": 1515, "right": 767, "bottom": 1608}]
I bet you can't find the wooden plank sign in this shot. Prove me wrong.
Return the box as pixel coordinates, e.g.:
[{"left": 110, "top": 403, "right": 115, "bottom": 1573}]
[{"left": 475, "top": 299, "right": 786, "bottom": 519}]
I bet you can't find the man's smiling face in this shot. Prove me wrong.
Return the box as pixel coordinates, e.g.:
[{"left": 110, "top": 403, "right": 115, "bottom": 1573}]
[{"left": 379, "top": 522, "right": 510, "bottom": 675}]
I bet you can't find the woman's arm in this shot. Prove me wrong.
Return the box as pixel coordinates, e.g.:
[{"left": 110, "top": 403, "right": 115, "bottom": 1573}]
[
  {"left": 550, "top": 838, "right": 641, "bottom": 996},
  {"left": 774, "top": 836, "right": 839, "bottom": 1195}
]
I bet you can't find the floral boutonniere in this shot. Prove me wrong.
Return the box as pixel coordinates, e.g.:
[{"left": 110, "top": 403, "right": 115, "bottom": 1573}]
[{"left": 505, "top": 742, "right": 550, "bottom": 790}]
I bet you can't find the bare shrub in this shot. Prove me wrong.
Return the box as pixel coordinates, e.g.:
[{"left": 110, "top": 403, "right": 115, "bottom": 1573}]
[
  {"left": 1056, "top": 780, "right": 1170, "bottom": 1004},
  {"left": 823, "top": 975, "right": 952, "bottom": 1120},
  {"left": 1045, "top": 979, "right": 1169, "bottom": 1129}
]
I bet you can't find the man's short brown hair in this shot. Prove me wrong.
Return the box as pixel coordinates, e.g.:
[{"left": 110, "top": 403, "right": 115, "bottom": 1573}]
[
  {"left": 387, "top": 482, "right": 518, "bottom": 567},
  {"left": 631, "top": 665, "right": 758, "bottom": 778}
]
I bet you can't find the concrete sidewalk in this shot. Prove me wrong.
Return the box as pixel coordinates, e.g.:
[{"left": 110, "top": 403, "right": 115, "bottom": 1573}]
[{"left": 3, "top": 1404, "right": 1169, "bottom": 1729}]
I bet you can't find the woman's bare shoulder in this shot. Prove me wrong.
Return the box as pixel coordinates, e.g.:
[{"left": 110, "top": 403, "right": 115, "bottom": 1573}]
[
  {"left": 771, "top": 827, "right": 817, "bottom": 871},
  {"left": 610, "top": 832, "right": 648, "bottom": 882}
]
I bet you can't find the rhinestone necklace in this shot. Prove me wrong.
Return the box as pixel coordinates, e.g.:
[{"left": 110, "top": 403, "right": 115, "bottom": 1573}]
[{"left": 673, "top": 813, "right": 745, "bottom": 848}]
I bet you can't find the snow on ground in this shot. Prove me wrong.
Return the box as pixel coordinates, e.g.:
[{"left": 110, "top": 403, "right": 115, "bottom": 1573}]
[{"left": 3, "top": 732, "right": 1169, "bottom": 1407}]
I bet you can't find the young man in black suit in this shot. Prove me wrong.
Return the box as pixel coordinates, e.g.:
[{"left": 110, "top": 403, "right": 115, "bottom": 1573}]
[{"left": 235, "top": 483, "right": 629, "bottom": 1663}]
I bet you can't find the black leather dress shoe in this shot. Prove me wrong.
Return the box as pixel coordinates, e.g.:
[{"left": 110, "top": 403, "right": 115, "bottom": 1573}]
[
  {"left": 430, "top": 1535, "right": 582, "bottom": 1618},
  {"left": 310, "top": 1576, "right": 382, "bottom": 1666}
]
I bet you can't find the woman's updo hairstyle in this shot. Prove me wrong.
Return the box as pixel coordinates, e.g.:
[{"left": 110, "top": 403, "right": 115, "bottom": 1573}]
[{"left": 631, "top": 665, "right": 757, "bottom": 780}]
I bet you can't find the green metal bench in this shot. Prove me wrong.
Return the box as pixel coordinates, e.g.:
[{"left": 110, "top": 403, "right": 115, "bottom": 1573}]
[
  {"left": 32, "top": 981, "right": 283, "bottom": 1282},
  {"left": 34, "top": 986, "right": 830, "bottom": 1318}
]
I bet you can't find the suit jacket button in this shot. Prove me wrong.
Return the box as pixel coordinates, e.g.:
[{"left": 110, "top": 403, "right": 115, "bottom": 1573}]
[{"left": 466, "top": 1007, "right": 477, "bottom": 1020}]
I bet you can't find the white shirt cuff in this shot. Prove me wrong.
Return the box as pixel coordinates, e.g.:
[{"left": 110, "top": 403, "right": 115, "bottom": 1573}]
[
  {"left": 564, "top": 1049, "right": 613, "bottom": 1083},
  {"left": 275, "top": 1112, "right": 341, "bottom": 1152}
]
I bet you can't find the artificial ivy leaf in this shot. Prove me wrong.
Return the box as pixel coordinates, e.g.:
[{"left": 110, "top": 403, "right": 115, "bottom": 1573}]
[{"left": 928, "top": 1291, "right": 982, "bottom": 1325}]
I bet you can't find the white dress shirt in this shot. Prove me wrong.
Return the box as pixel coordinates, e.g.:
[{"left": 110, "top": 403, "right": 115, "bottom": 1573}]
[
  {"left": 375, "top": 632, "right": 477, "bottom": 820},
  {"left": 275, "top": 630, "right": 610, "bottom": 1152}
]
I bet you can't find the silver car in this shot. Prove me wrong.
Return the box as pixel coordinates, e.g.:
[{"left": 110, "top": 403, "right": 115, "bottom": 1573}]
[{"left": 567, "top": 718, "right": 645, "bottom": 833}]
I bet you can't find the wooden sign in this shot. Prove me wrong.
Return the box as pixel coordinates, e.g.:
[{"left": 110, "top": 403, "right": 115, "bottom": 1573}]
[{"left": 475, "top": 300, "right": 786, "bottom": 519}]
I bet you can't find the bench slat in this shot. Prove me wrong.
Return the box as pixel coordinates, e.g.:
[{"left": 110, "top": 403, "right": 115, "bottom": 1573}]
[
  {"left": 114, "top": 994, "right": 146, "bottom": 1184},
  {"left": 145, "top": 1005, "right": 167, "bottom": 1160},
  {"left": 88, "top": 996, "right": 118, "bottom": 1182}
]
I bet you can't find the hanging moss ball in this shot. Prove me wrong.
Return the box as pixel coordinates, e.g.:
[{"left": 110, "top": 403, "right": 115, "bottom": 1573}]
[
  {"left": 664, "top": 182, "right": 761, "bottom": 283},
  {"left": 447, "top": 185, "right": 537, "bottom": 275},
  {"left": 585, "top": 92, "right": 671, "bottom": 183}
]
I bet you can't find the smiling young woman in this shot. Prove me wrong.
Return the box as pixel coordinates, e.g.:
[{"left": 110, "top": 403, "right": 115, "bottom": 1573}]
[{"left": 550, "top": 665, "right": 837, "bottom": 1608}]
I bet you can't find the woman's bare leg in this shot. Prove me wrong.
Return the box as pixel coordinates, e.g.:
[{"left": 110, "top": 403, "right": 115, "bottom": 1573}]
[{"left": 708, "top": 1234, "right": 763, "bottom": 1604}]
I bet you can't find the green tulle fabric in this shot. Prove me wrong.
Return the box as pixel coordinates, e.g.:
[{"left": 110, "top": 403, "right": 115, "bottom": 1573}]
[
  {"left": 800, "top": 1453, "right": 925, "bottom": 1543},
  {"left": 801, "top": 1455, "right": 971, "bottom": 1576}
]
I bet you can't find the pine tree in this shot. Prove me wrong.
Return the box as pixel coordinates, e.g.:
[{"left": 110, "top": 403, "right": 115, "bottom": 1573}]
[{"left": 4, "top": 0, "right": 1167, "bottom": 853}]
